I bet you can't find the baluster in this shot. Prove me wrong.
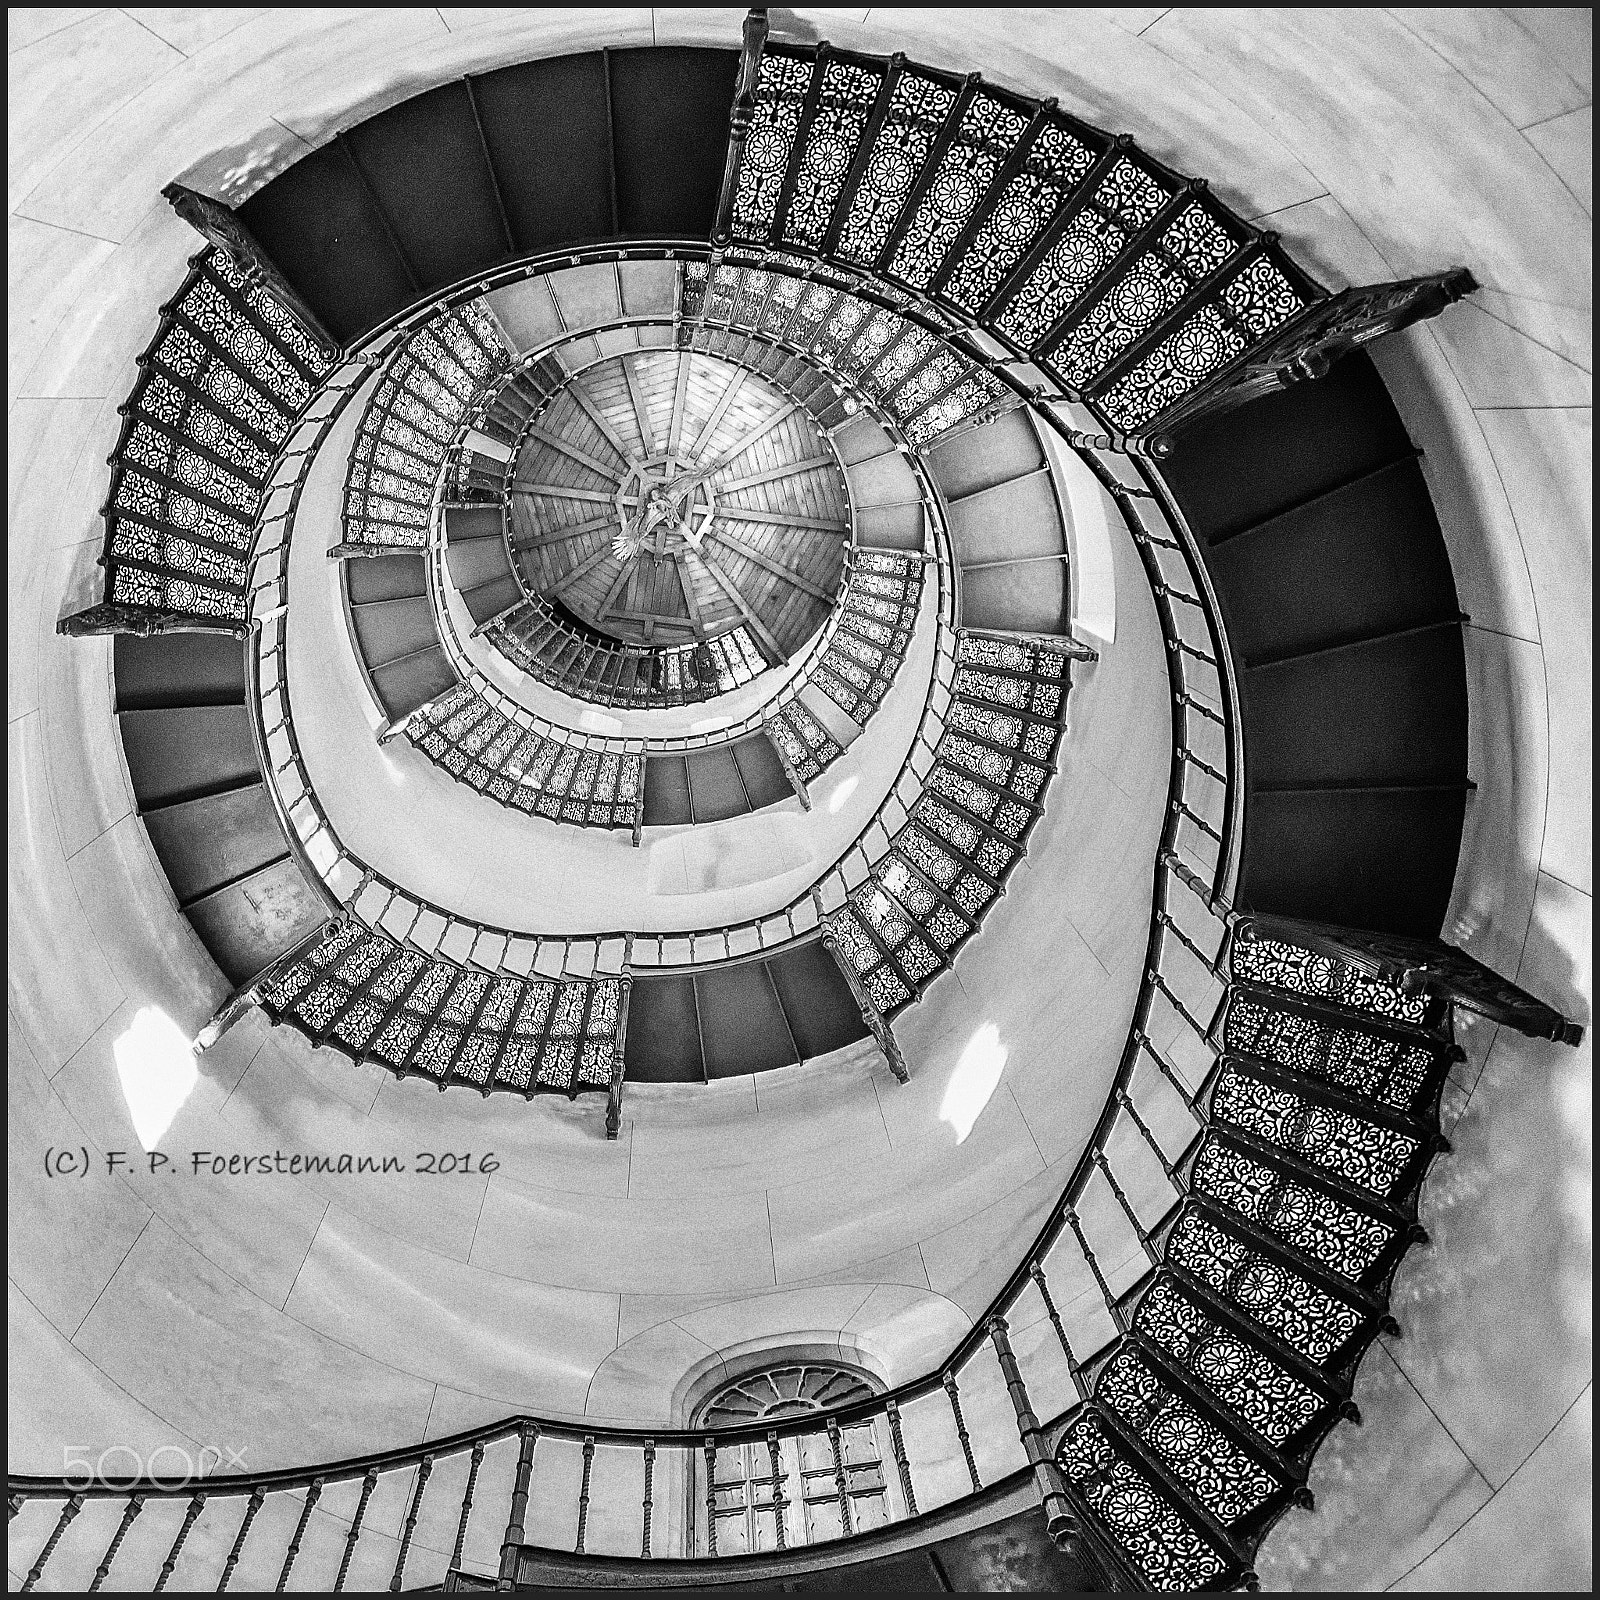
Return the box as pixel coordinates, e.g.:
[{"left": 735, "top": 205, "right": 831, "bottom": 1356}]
[
  {"left": 448, "top": 1444, "right": 484, "bottom": 1576},
  {"left": 884, "top": 1400, "right": 917, "bottom": 1517},
  {"left": 88, "top": 1494, "right": 145, "bottom": 1592},
  {"left": 1115, "top": 1087, "right": 1188, "bottom": 1186},
  {"left": 1179, "top": 690, "right": 1225, "bottom": 726},
  {"left": 1175, "top": 794, "right": 1223, "bottom": 844},
  {"left": 218, "top": 1486, "right": 265, "bottom": 1591},
  {"left": 1179, "top": 745, "right": 1228, "bottom": 787},
  {"left": 574, "top": 1438, "right": 595, "bottom": 1555},
  {"left": 1149, "top": 967, "right": 1212, "bottom": 1044},
  {"left": 1027, "top": 1262, "right": 1086, "bottom": 1399},
  {"left": 703, "top": 1439, "right": 718, "bottom": 1558},
  {"left": 825, "top": 1419, "right": 853, "bottom": 1537},
  {"left": 942, "top": 1373, "right": 982, "bottom": 1493},
  {"left": 153, "top": 1492, "right": 206, "bottom": 1593},
  {"left": 22, "top": 1494, "right": 82, "bottom": 1593},
  {"left": 1094, "top": 1149, "right": 1161, "bottom": 1267},
  {"left": 276, "top": 1479, "right": 321, "bottom": 1591},
  {"left": 390, "top": 1456, "right": 432, "bottom": 1591},
  {"left": 336, "top": 1468, "right": 379, "bottom": 1592},
  {"left": 1066, "top": 1204, "right": 1129, "bottom": 1333},
  {"left": 989, "top": 1317, "right": 1079, "bottom": 1548},
  {"left": 1135, "top": 1027, "right": 1200, "bottom": 1110},
  {"left": 766, "top": 1433, "right": 787, "bottom": 1551},
  {"left": 640, "top": 1440, "right": 655, "bottom": 1559},
  {"left": 1158, "top": 905, "right": 1223, "bottom": 973},
  {"left": 497, "top": 1423, "right": 538, "bottom": 1589}
]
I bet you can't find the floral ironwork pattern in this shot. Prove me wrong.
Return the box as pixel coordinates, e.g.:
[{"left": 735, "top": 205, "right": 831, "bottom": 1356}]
[
  {"left": 343, "top": 301, "right": 507, "bottom": 548},
  {"left": 828, "top": 633, "right": 1067, "bottom": 1013},
  {"left": 1098, "top": 1347, "right": 1284, "bottom": 1525},
  {"left": 886, "top": 92, "right": 1030, "bottom": 289},
  {"left": 262, "top": 921, "right": 622, "bottom": 1097},
  {"left": 1134, "top": 1278, "right": 1326, "bottom": 1448},
  {"left": 782, "top": 58, "right": 886, "bottom": 250},
  {"left": 1231, "top": 935, "right": 1431, "bottom": 1025},
  {"left": 732, "top": 50, "right": 814, "bottom": 241},
  {"left": 407, "top": 683, "right": 642, "bottom": 828},
  {"left": 1058, "top": 1413, "right": 1229, "bottom": 1591},
  {"left": 811, "top": 551, "right": 923, "bottom": 721},
  {"left": 104, "top": 248, "right": 329, "bottom": 622}
]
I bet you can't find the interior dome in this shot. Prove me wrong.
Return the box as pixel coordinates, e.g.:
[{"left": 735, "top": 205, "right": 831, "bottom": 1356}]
[{"left": 509, "top": 347, "right": 848, "bottom": 661}]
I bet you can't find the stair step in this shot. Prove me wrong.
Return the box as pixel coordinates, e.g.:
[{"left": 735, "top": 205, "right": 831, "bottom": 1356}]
[
  {"left": 927, "top": 408, "right": 1046, "bottom": 500},
  {"left": 118, "top": 705, "right": 258, "bottom": 809},
  {"left": 141, "top": 781, "right": 289, "bottom": 907},
  {"left": 113, "top": 631, "right": 245, "bottom": 711}
]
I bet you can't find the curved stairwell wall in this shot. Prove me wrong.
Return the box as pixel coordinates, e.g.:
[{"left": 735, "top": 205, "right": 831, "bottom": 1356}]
[{"left": 9, "top": 9, "right": 1590, "bottom": 1592}]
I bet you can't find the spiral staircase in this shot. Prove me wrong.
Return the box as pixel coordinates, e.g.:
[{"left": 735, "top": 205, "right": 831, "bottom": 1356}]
[{"left": 10, "top": 11, "right": 1585, "bottom": 1594}]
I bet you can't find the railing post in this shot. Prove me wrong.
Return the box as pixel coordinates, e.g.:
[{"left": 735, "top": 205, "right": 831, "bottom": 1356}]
[
  {"left": 988, "top": 1317, "right": 1079, "bottom": 1548},
  {"left": 276, "top": 1479, "right": 320, "bottom": 1592},
  {"left": 640, "top": 1439, "right": 656, "bottom": 1559},
  {"left": 885, "top": 1399, "right": 918, "bottom": 1517},
  {"left": 338, "top": 1467, "right": 380, "bottom": 1591},
  {"left": 154, "top": 1493, "right": 206, "bottom": 1594},
  {"left": 942, "top": 1373, "right": 982, "bottom": 1493},
  {"left": 390, "top": 1456, "right": 431, "bottom": 1590},
  {"left": 607, "top": 963, "right": 634, "bottom": 1140},
  {"left": 218, "top": 1486, "right": 265, "bottom": 1592},
  {"left": 1056, "top": 421, "right": 1175, "bottom": 461},
  {"left": 712, "top": 8, "right": 770, "bottom": 246},
  {"left": 88, "top": 1494, "right": 144, "bottom": 1592},
  {"left": 826, "top": 1417, "right": 854, "bottom": 1537},
  {"left": 765, "top": 721, "right": 813, "bottom": 809},
  {"left": 193, "top": 919, "right": 335, "bottom": 1052},
  {"left": 56, "top": 601, "right": 249, "bottom": 640},
  {"left": 498, "top": 1423, "right": 538, "bottom": 1590},
  {"left": 21, "top": 1494, "right": 81, "bottom": 1593},
  {"left": 767, "top": 1432, "right": 788, "bottom": 1550},
  {"left": 821, "top": 919, "right": 910, "bottom": 1083},
  {"left": 1150, "top": 268, "right": 1478, "bottom": 437},
  {"left": 703, "top": 1438, "right": 719, "bottom": 1557},
  {"left": 575, "top": 1437, "right": 595, "bottom": 1554}
]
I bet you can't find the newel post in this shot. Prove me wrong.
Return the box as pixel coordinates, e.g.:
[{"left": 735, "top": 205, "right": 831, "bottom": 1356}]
[
  {"left": 820, "top": 917, "right": 911, "bottom": 1083},
  {"left": 162, "top": 181, "right": 340, "bottom": 358},
  {"left": 712, "top": 8, "right": 770, "bottom": 246}
]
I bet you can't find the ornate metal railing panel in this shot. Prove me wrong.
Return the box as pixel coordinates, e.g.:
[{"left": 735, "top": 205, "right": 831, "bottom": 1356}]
[
  {"left": 485, "top": 605, "right": 769, "bottom": 705},
  {"left": 60, "top": 247, "right": 330, "bottom": 635},
  {"left": 341, "top": 301, "right": 509, "bottom": 550},
  {"left": 260, "top": 919, "right": 627, "bottom": 1101},
  {"left": 808, "top": 548, "right": 924, "bottom": 724},
  {"left": 406, "top": 681, "right": 644, "bottom": 829},
  {"left": 682, "top": 257, "right": 1012, "bottom": 448},
  {"left": 826, "top": 631, "right": 1067, "bottom": 1014}
]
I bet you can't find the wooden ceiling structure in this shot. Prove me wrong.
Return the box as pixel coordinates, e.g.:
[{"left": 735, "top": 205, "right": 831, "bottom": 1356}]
[{"left": 509, "top": 349, "right": 850, "bottom": 657}]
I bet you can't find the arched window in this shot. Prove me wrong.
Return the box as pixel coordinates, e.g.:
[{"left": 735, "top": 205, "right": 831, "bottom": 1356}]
[{"left": 693, "top": 1361, "right": 894, "bottom": 1555}]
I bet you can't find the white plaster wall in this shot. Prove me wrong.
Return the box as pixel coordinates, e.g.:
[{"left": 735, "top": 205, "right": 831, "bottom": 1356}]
[{"left": 8, "top": 8, "right": 1591, "bottom": 1589}]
